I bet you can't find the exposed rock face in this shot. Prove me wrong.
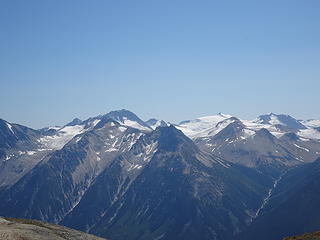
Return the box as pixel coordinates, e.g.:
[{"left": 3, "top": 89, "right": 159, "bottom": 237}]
[
  {"left": 0, "top": 217, "right": 105, "bottom": 240},
  {"left": 237, "top": 158, "right": 320, "bottom": 240}
]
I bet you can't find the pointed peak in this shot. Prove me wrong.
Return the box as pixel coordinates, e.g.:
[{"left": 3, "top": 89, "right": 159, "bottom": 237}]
[
  {"left": 146, "top": 118, "right": 168, "bottom": 130},
  {"left": 65, "top": 118, "right": 82, "bottom": 126},
  {"left": 93, "top": 118, "right": 121, "bottom": 130},
  {"left": 155, "top": 124, "right": 182, "bottom": 135},
  {"left": 255, "top": 128, "right": 276, "bottom": 140},
  {"left": 213, "top": 120, "right": 245, "bottom": 140},
  {"left": 154, "top": 125, "right": 195, "bottom": 152}
]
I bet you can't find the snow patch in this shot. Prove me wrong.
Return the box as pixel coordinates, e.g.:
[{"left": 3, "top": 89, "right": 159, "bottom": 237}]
[
  {"left": 6, "top": 122, "right": 14, "bottom": 134},
  {"left": 91, "top": 119, "right": 101, "bottom": 127},
  {"left": 38, "top": 125, "right": 85, "bottom": 150},
  {"left": 4, "top": 154, "right": 14, "bottom": 161},
  {"left": 298, "top": 129, "right": 320, "bottom": 140},
  {"left": 105, "top": 147, "right": 118, "bottom": 152},
  {"left": 123, "top": 119, "right": 151, "bottom": 131},
  {"left": 294, "top": 144, "right": 310, "bottom": 152},
  {"left": 252, "top": 172, "right": 287, "bottom": 220},
  {"left": 176, "top": 113, "right": 232, "bottom": 138},
  {"left": 303, "top": 119, "right": 320, "bottom": 128},
  {"left": 128, "top": 164, "right": 143, "bottom": 171},
  {"left": 118, "top": 126, "right": 127, "bottom": 132},
  {"left": 75, "top": 136, "right": 82, "bottom": 143},
  {"left": 27, "top": 151, "right": 36, "bottom": 155},
  {"left": 145, "top": 142, "right": 157, "bottom": 156},
  {"left": 37, "top": 148, "right": 47, "bottom": 152},
  {"left": 216, "top": 159, "right": 230, "bottom": 168},
  {"left": 242, "top": 129, "right": 255, "bottom": 138}
]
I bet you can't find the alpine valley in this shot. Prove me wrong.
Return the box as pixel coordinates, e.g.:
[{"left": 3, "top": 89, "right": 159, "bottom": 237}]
[{"left": 1, "top": 109, "right": 320, "bottom": 240}]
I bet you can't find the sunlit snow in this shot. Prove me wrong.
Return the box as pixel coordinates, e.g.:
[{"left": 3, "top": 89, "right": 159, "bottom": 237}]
[
  {"left": 6, "top": 122, "right": 14, "bottom": 134},
  {"left": 38, "top": 125, "right": 85, "bottom": 150}
]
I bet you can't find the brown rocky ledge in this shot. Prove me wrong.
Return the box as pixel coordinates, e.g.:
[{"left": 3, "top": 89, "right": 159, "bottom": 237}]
[{"left": 0, "top": 217, "right": 105, "bottom": 240}]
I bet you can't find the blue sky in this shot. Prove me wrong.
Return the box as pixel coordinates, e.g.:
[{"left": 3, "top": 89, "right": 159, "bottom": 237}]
[{"left": 1, "top": 0, "right": 319, "bottom": 128}]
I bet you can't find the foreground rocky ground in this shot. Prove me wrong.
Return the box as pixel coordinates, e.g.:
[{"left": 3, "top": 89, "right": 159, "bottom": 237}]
[
  {"left": 284, "top": 231, "right": 320, "bottom": 240},
  {"left": 0, "top": 217, "right": 105, "bottom": 240}
]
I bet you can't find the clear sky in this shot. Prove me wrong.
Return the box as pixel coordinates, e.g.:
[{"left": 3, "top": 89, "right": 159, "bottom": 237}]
[{"left": 1, "top": 0, "right": 319, "bottom": 128}]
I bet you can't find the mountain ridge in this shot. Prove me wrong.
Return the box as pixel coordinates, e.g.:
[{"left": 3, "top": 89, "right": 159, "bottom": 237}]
[{"left": 0, "top": 109, "right": 320, "bottom": 240}]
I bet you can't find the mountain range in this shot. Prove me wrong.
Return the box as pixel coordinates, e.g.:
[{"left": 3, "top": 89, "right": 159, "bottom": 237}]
[{"left": 0, "top": 109, "right": 320, "bottom": 240}]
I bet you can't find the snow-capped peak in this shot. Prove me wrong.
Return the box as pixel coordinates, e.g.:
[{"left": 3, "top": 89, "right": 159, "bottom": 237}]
[
  {"left": 104, "top": 109, "right": 152, "bottom": 132},
  {"left": 254, "top": 113, "right": 306, "bottom": 130},
  {"left": 176, "top": 113, "right": 233, "bottom": 138},
  {"left": 145, "top": 118, "right": 168, "bottom": 130},
  {"left": 302, "top": 119, "right": 320, "bottom": 128}
]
